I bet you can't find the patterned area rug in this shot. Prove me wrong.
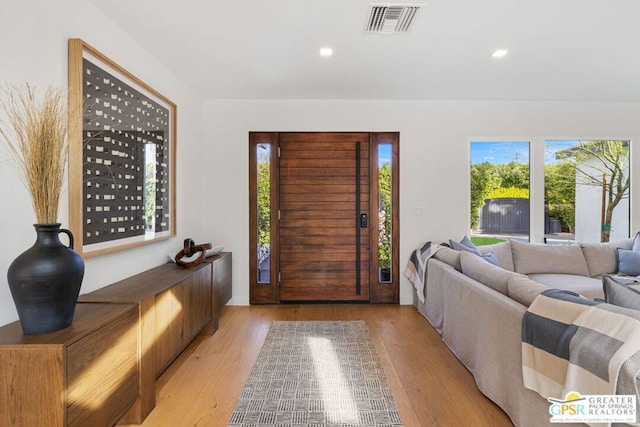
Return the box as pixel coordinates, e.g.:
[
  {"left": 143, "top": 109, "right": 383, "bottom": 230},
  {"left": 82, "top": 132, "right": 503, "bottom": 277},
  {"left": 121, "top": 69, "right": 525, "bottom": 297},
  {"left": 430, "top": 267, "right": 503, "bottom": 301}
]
[{"left": 228, "top": 321, "right": 403, "bottom": 426}]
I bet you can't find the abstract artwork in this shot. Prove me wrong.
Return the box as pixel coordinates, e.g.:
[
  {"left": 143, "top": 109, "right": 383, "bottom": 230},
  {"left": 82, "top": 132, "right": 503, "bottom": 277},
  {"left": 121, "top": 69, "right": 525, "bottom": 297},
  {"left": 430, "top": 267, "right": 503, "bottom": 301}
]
[{"left": 68, "top": 39, "right": 176, "bottom": 257}]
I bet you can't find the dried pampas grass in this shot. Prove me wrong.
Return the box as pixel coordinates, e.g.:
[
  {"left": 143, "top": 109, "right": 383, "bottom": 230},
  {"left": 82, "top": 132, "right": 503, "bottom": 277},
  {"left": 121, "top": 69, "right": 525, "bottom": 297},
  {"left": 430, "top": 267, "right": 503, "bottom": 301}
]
[{"left": 0, "top": 84, "right": 69, "bottom": 224}]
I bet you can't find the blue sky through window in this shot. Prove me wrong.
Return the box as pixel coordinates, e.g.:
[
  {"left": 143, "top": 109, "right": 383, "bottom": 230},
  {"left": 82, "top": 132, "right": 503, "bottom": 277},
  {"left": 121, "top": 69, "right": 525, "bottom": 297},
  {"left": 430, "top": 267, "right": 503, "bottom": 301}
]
[
  {"left": 545, "top": 140, "right": 581, "bottom": 164},
  {"left": 379, "top": 143, "right": 391, "bottom": 166},
  {"left": 470, "top": 140, "right": 581, "bottom": 165},
  {"left": 471, "top": 141, "right": 529, "bottom": 165}
]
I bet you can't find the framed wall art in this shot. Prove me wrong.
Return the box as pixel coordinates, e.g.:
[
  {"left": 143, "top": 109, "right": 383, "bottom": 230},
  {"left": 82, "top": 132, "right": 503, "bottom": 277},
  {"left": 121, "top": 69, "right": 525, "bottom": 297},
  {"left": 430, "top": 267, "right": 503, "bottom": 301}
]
[{"left": 68, "top": 39, "right": 176, "bottom": 258}]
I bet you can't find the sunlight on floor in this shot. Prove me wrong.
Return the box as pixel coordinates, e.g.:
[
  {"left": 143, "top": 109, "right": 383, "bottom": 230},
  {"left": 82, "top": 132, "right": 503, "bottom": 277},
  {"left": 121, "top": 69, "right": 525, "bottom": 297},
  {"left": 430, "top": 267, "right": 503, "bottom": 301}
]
[{"left": 307, "top": 336, "right": 359, "bottom": 424}]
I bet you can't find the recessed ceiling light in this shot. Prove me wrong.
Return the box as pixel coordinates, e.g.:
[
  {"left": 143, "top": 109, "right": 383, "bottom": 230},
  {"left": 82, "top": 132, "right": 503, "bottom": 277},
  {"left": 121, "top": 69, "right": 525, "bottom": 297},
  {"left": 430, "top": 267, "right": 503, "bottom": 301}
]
[
  {"left": 492, "top": 49, "right": 508, "bottom": 58},
  {"left": 320, "top": 47, "right": 333, "bottom": 57}
]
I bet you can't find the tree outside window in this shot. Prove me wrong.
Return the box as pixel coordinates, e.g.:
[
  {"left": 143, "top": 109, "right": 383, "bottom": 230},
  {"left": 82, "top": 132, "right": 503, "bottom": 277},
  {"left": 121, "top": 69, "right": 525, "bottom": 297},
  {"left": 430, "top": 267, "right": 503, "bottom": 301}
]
[
  {"left": 256, "top": 144, "right": 271, "bottom": 282},
  {"left": 548, "top": 140, "right": 630, "bottom": 243}
]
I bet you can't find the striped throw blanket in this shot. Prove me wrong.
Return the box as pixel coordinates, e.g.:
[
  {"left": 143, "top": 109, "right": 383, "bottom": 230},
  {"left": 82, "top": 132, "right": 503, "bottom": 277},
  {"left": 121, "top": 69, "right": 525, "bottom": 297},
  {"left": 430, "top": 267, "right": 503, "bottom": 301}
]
[
  {"left": 522, "top": 289, "right": 640, "bottom": 423},
  {"left": 403, "top": 241, "right": 444, "bottom": 303}
]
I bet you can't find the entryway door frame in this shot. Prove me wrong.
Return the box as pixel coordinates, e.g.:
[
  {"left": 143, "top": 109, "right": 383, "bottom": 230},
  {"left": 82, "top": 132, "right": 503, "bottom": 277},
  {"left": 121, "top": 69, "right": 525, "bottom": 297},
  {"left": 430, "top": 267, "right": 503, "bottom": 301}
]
[{"left": 248, "top": 132, "right": 399, "bottom": 304}]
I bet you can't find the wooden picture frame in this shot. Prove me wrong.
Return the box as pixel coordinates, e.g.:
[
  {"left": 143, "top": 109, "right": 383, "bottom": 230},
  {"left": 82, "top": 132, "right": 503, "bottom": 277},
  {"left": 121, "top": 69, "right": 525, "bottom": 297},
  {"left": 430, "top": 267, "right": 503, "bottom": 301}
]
[{"left": 68, "top": 39, "right": 176, "bottom": 258}]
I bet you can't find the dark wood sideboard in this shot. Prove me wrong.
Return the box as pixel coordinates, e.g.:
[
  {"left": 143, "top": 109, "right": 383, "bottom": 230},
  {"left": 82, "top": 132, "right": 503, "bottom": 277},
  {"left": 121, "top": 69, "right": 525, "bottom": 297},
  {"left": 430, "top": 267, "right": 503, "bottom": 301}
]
[
  {"left": 206, "top": 252, "right": 233, "bottom": 330},
  {"left": 0, "top": 252, "right": 232, "bottom": 426}
]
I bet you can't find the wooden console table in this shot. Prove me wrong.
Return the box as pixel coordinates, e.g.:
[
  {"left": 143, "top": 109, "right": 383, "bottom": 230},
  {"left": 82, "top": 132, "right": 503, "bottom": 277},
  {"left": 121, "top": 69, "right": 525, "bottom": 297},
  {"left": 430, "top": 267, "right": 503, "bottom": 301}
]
[
  {"left": 0, "top": 253, "right": 232, "bottom": 426},
  {"left": 78, "top": 253, "right": 232, "bottom": 424},
  {"left": 0, "top": 303, "right": 139, "bottom": 427},
  {"left": 79, "top": 262, "right": 211, "bottom": 423}
]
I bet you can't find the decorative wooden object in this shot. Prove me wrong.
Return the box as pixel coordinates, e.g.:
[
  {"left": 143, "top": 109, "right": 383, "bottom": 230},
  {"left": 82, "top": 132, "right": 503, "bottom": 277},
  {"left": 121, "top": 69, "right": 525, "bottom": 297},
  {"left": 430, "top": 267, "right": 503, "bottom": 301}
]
[
  {"left": 174, "top": 238, "right": 212, "bottom": 268},
  {"left": 0, "top": 303, "right": 139, "bottom": 427}
]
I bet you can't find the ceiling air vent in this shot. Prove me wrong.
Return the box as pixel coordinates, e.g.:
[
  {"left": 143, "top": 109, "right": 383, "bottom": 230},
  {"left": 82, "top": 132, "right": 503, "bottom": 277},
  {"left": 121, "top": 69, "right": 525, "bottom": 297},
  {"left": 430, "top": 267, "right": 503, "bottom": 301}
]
[{"left": 365, "top": 4, "right": 422, "bottom": 33}]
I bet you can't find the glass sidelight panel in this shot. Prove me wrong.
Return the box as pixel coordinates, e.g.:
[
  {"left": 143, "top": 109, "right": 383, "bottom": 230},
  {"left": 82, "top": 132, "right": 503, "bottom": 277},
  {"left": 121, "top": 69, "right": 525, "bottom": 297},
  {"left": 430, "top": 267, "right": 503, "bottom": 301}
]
[
  {"left": 257, "top": 143, "right": 271, "bottom": 283},
  {"left": 378, "top": 143, "right": 392, "bottom": 283}
]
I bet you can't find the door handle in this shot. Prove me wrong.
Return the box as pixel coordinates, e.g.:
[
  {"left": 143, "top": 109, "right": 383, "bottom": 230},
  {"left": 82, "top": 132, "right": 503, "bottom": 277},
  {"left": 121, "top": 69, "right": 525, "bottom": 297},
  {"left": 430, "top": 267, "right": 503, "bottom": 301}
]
[{"left": 360, "top": 213, "right": 368, "bottom": 228}]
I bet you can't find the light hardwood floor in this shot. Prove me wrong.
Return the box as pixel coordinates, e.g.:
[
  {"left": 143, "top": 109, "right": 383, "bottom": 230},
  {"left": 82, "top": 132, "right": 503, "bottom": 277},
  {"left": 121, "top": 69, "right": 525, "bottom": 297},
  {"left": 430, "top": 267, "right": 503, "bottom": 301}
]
[{"left": 121, "top": 305, "right": 513, "bottom": 427}]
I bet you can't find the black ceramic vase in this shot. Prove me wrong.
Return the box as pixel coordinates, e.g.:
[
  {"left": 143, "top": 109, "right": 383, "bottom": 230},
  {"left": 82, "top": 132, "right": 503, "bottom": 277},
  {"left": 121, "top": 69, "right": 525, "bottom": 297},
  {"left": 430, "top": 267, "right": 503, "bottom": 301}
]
[{"left": 7, "top": 224, "right": 84, "bottom": 334}]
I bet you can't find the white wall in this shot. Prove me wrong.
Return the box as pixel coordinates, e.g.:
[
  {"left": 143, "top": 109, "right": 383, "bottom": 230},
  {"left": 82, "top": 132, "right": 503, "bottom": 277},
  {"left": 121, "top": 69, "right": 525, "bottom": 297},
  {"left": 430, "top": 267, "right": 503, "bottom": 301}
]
[
  {"left": 574, "top": 157, "right": 630, "bottom": 242},
  {"left": 0, "top": 0, "right": 205, "bottom": 327},
  {"left": 202, "top": 99, "right": 640, "bottom": 305},
  {"left": 3, "top": 1, "right": 640, "bottom": 322}
]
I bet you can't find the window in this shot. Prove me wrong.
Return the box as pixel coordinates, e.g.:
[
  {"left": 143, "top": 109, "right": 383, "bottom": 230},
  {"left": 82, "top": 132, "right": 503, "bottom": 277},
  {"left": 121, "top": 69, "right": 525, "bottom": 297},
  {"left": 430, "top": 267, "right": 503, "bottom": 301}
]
[
  {"left": 256, "top": 143, "right": 271, "bottom": 283},
  {"left": 377, "top": 143, "right": 392, "bottom": 282},
  {"left": 470, "top": 141, "right": 531, "bottom": 245},
  {"left": 249, "top": 133, "right": 279, "bottom": 303},
  {"left": 545, "top": 140, "right": 630, "bottom": 243}
]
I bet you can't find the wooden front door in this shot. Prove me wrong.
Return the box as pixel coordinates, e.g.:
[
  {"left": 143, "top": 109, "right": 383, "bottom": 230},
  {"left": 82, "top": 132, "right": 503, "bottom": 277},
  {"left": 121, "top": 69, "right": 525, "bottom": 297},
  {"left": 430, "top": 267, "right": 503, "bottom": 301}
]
[
  {"left": 249, "top": 131, "right": 399, "bottom": 304},
  {"left": 278, "top": 133, "right": 370, "bottom": 301}
]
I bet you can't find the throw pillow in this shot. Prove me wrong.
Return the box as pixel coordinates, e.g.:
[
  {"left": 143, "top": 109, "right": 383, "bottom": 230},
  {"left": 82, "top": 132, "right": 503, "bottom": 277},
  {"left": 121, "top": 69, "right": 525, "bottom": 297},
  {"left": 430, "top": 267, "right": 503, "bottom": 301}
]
[
  {"left": 602, "top": 274, "right": 640, "bottom": 310},
  {"left": 581, "top": 239, "right": 632, "bottom": 278},
  {"left": 616, "top": 248, "right": 640, "bottom": 276},
  {"left": 478, "top": 241, "right": 514, "bottom": 271},
  {"left": 480, "top": 252, "right": 501, "bottom": 267},
  {"left": 449, "top": 236, "right": 481, "bottom": 256},
  {"left": 510, "top": 240, "right": 590, "bottom": 276}
]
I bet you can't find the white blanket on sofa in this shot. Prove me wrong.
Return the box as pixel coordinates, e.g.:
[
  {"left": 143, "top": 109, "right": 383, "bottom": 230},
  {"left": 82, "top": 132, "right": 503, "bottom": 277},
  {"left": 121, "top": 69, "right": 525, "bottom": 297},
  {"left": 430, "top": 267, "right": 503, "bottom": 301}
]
[
  {"left": 404, "top": 241, "right": 444, "bottom": 303},
  {"left": 522, "top": 289, "right": 640, "bottom": 426}
]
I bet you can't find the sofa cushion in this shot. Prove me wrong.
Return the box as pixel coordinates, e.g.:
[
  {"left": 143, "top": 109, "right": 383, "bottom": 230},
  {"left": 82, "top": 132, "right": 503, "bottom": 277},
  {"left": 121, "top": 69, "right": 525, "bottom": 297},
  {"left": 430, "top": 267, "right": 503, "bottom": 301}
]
[
  {"left": 633, "top": 231, "right": 640, "bottom": 252},
  {"left": 449, "top": 236, "right": 481, "bottom": 255},
  {"left": 433, "top": 247, "right": 462, "bottom": 271},
  {"left": 510, "top": 240, "right": 589, "bottom": 276},
  {"left": 459, "top": 251, "right": 520, "bottom": 295},
  {"left": 616, "top": 248, "right": 640, "bottom": 276},
  {"left": 507, "top": 275, "right": 548, "bottom": 306},
  {"left": 602, "top": 274, "right": 640, "bottom": 310},
  {"left": 581, "top": 239, "right": 633, "bottom": 277},
  {"left": 527, "top": 273, "right": 604, "bottom": 300},
  {"left": 478, "top": 241, "right": 514, "bottom": 271}
]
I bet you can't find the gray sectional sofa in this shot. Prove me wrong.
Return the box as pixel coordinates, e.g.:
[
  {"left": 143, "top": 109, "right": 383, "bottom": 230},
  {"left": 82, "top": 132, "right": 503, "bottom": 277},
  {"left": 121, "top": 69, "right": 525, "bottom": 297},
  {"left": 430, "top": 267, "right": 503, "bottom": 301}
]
[{"left": 413, "top": 238, "right": 636, "bottom": 427}]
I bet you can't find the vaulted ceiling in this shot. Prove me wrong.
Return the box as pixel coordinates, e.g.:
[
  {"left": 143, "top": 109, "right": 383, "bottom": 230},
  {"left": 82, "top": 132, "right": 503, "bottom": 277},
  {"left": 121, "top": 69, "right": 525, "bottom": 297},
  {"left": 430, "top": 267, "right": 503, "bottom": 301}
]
[{"left": 90, "top": 0, "right": 640, "bottom": 101}]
